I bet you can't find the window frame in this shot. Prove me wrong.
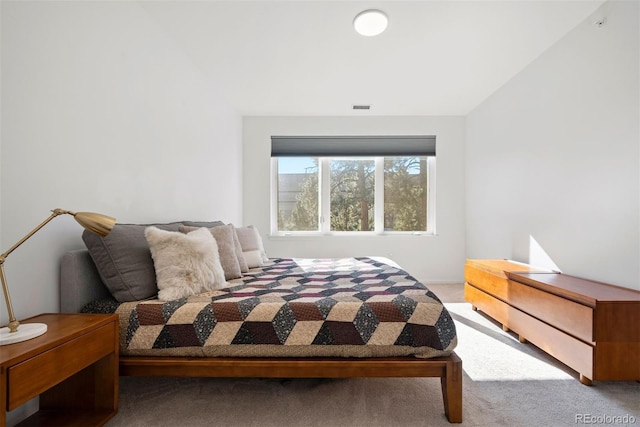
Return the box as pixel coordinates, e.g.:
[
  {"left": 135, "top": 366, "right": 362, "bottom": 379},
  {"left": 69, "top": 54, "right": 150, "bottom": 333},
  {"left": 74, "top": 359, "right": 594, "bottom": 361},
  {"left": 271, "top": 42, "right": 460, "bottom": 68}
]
[{"left": 271, "top": 156, "right": 436, "bottom": 236}]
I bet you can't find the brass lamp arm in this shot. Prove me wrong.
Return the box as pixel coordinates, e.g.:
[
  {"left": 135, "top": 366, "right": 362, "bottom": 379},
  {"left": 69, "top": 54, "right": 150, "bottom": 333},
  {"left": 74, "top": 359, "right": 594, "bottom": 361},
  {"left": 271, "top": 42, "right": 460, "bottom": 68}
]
[
  {"left": 0, "top": 264, "right": 18, "bottom": 333},
  {"left": 0, "top": 209, "right": 71, "bottom": 264},
  {"left": 0, "top": 209, "right": 72, "bottom": 334},
  {"left": 0, "top": 208, "right": 114, "bottom": 338}
]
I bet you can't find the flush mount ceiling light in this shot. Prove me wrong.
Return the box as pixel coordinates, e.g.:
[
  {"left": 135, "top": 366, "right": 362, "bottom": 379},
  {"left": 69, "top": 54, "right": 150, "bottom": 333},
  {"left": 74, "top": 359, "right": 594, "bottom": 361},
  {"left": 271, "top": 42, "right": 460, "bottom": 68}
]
[{"left": 353, "top": 9, "right": 388, "bottom": 37}]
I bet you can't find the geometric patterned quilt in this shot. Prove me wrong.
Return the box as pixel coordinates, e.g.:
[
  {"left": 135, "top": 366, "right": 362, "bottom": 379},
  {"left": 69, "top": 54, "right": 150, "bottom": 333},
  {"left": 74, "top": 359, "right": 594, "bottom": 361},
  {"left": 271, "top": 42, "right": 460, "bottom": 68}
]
[{"left": 115, "top": 257, "right": 457, "bottom": 359}]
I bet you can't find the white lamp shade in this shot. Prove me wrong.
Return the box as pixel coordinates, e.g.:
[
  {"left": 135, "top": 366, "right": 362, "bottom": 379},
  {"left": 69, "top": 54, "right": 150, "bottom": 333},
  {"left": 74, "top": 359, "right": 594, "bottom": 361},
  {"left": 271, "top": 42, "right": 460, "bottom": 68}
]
[{"left": 354, "top": 10, "right": 388, "bottom": 37}]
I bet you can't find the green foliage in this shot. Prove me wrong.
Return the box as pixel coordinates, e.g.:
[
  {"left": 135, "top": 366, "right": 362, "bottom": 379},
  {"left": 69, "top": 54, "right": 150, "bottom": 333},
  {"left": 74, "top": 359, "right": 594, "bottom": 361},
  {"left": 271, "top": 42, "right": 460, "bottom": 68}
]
[
  {"left": 384, "top": 157, "right": 427, "bottom": 231},
  {"left": 330, "top": 160, "right": 375, "bottom": 231},
  {"left": 287, "top": 172, "right": 318, "bottom": 231}
]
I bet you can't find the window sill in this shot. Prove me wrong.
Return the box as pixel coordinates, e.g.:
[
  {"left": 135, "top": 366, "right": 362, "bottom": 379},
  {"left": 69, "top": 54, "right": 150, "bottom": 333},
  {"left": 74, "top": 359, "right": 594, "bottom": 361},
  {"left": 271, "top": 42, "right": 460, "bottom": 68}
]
[{"left": 268, "top": 232, "right": 436, "bottom": 240}]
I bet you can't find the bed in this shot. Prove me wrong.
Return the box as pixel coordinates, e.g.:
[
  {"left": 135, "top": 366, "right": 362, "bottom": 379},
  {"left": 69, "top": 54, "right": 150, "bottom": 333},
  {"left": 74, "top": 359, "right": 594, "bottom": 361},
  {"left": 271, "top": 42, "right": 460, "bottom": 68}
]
[{"left": 60, "top": 249, "right": 463, "bottom": 423}]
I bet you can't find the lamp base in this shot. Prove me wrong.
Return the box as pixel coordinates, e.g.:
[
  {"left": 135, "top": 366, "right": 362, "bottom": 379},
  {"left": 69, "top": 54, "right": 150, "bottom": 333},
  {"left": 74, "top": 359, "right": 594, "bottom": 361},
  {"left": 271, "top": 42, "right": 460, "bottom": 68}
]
[{"left": 0, "top": 323, "right": 47, "bottom": 345}]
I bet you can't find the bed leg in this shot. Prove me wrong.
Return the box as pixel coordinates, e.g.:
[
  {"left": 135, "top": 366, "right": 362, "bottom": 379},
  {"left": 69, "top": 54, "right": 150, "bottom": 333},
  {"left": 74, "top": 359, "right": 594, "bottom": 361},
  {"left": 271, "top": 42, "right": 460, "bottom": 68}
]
[{"left": 441, "top": 352, "right": 462, "bottom": 423}]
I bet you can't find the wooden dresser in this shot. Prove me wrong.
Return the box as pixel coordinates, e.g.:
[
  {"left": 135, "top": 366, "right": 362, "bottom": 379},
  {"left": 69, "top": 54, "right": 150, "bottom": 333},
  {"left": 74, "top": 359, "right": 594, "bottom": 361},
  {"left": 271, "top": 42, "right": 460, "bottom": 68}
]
[{"left": 464, "top": 259, "right": 640, "bottom": 385}]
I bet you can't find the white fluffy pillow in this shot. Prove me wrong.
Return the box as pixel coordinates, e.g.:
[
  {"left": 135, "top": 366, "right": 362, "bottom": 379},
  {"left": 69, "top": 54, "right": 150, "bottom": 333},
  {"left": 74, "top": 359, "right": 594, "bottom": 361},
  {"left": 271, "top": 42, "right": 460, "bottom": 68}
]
[{"left": 145, "top": 226, "right": 226, "bottom": 301}]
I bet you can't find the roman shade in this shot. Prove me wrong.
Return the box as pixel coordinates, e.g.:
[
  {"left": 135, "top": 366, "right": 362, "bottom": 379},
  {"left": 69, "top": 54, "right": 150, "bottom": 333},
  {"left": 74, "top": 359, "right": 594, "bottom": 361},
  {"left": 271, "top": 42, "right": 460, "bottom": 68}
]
[{"left": 271, "top": 135, "right": 436, "bottom": 157}]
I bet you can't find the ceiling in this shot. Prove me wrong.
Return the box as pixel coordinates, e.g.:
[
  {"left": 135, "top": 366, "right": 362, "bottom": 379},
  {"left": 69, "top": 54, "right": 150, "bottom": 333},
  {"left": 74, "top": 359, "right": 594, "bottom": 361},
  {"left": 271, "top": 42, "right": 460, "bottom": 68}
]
[{"left": 140, "top": 1, "right": 606, "bottom": 116}]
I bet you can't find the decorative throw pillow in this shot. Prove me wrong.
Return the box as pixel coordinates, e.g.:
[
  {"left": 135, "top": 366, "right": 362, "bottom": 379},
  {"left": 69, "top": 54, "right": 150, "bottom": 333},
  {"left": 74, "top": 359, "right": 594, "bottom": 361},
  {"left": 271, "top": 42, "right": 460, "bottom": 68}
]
[
  {"left": 145, "top": 226, "right": 226, "bottom": 301},
  {"left": 229, "top": 224, "right": 249, "bottom": 273},
  {"left": 179, "top": 225, "right": 242, "bottom": 280},
  {"left": 249, "top": 225, "right": 269, "bottom": 262},
  {"left": 233, "top": 225, "right": 266, "bottom": 268},
  {"left": 82, "top": 222, "right": 184, "bottom": 302}
]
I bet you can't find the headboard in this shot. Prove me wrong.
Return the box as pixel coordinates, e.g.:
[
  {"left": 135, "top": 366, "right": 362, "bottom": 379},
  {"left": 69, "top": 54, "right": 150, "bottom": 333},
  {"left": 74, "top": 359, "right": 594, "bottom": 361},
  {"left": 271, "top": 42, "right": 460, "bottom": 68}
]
[{"left": 60, "top": 249, "right": 112, "bottom": 313}]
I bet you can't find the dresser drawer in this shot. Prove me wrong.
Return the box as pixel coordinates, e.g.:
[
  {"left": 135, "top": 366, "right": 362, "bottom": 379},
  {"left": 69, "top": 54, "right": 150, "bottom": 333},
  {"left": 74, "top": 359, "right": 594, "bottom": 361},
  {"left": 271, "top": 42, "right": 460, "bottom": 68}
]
[
  {"left": 466, "top": 284, "right": 594, "bottom": 378},
  {"left": 7, "top": 323, "right": 115, "bottom": 410},
  {"left": 508, "top": 279, "right": 593, "bottom": 343},
  {"left": 510, "top": 302, "right": 594, "bottom": 379},
  {"left": 464, "top": 264, "right": 510, "bottom": 300}
]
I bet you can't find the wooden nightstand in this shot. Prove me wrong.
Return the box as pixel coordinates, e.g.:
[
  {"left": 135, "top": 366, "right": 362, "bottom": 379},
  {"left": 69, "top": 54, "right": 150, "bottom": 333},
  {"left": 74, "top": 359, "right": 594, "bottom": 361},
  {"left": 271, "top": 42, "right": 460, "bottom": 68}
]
[{"left": 0, "top": 313, "right": 118, "bottom": 426}]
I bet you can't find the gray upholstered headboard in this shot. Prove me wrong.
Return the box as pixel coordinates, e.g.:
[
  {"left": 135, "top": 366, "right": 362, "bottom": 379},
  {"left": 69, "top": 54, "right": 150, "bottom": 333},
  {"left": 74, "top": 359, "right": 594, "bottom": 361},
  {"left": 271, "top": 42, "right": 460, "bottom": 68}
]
[{"left": 60, "top": 249, "right": 112, "bottom": 313}]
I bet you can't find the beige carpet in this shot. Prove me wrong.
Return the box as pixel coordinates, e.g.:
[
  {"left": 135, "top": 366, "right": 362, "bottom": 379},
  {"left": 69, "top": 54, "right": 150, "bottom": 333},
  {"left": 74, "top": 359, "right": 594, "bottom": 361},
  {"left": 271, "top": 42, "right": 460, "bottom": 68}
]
[{"left": 106, "top": 283, "right": 640, "bottom": 426}]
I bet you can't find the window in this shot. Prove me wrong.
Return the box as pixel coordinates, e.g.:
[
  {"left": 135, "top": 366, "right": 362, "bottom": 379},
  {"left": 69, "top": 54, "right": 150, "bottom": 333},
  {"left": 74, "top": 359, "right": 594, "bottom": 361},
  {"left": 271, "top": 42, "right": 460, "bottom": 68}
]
[
  {"left": 271, "top": 136, "right": 436, "bottom": 235},
  {"left": 330, "top": 159, "right": 375, "bottom": 231},
  {"left": 276, "top": 157, "right": 318, "bottom": 231}
]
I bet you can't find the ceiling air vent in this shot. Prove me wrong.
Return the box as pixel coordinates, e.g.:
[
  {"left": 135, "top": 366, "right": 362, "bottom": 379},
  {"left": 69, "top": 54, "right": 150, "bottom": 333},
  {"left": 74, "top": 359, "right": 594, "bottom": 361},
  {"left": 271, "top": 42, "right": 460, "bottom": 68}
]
[{"left": 352, "top": 104, "right": 371, "bottom": 110}]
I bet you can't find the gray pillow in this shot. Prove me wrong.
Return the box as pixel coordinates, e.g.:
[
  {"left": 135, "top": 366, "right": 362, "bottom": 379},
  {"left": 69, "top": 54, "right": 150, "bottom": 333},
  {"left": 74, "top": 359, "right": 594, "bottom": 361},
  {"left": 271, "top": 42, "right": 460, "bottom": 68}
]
[
  {"left": 229, "top": 224, "right": 249, "bottom": 273},
  {"left": 179, "top": 224, "right": 242, "bottom": 280},
  {"left": 182, "top": 220, "right": 225, "bottom": 228},
  {"left": 82, "top": 222, "right": 183, "bottom": 302},
  {"left": 183, "top": 221, "right": 247, "bottom": 272}
]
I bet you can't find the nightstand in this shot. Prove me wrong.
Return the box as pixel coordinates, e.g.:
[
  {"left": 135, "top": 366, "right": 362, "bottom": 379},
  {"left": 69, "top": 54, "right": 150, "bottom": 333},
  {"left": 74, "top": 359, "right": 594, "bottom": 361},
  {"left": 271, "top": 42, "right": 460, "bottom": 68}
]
[{"left": 0, "top": 313, "right": 118, "bottom": 426}]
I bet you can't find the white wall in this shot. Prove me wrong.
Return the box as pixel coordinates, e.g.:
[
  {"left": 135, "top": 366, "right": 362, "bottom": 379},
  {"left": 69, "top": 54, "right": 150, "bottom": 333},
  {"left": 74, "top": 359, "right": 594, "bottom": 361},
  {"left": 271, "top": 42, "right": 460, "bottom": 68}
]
[
  {"left": 1, "top": 1, "right": 243, "bottom": 327},
  {"left": 243, "top": 116, "right": 466, "bottom": 283},
  {"left": 466, "top": 0, "right": 639, "bottom": 289}
]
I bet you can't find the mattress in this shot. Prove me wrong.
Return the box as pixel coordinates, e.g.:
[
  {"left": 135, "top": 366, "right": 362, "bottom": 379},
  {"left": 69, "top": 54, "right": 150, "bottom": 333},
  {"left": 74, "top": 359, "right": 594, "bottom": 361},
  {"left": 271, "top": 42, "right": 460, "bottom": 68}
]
[{"left": 84, "top": 257, "right": 457, "bottom": 358}]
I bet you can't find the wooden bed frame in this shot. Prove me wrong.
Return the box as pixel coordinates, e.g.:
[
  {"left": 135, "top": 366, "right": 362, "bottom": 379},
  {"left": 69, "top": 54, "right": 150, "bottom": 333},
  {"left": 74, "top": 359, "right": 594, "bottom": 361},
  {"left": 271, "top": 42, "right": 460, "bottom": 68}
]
[
  {"left": 60, "top": 250, "right": 463, "bottom": 423},
  {"left": 119, "top": 354, "right": 462, "bottom": 423}
]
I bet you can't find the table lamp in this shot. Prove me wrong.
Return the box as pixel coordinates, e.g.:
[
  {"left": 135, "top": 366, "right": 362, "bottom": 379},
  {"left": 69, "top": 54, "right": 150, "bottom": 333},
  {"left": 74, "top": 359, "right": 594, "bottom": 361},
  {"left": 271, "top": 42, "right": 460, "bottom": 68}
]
[{"left": 0, "top": 208, "right": 115, "bottom": 345}]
